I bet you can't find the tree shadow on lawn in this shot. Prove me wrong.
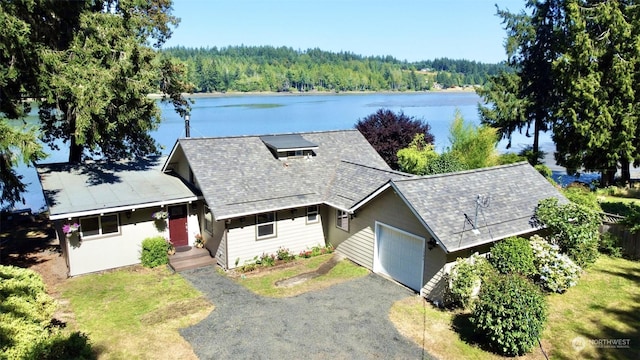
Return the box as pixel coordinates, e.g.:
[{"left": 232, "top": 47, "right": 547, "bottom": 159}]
[
  {"left": 571, "top": 265, "right": 640, "bottom": 360},
  {"left": 451, "top": 312, "right": 495, "bottom": 354}
]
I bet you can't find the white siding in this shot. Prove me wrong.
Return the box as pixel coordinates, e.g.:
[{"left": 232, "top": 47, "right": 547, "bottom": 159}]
[
  {"left": 226, "top": 208, "right": 325, "bottom": 268},
  {"left": 63, "top": 204, "right": 199, "bottom": 276},
  {"left": 328, "top": 188, "right": 448, "bottom": 299}
]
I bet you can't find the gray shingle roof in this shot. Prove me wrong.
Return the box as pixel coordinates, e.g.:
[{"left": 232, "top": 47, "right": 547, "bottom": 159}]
[
  {"left": 391, "top": 162, "right": 567, "bottom": 252},
  {"left": 37, "top": 157, "right": 199, "bottom": 220},
  {"left": 324, "top": 160, "right": 412, "bottom": 210},
  {"left": 178, "top": 130, "right": 392, "bottom": 220}
]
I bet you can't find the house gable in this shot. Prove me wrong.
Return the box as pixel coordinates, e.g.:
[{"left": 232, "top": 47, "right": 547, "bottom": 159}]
[{"left": 391, "top": 162, "right": 567, "bottom": 253}]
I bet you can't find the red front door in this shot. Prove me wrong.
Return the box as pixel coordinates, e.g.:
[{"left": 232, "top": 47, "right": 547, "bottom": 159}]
[{"left": 169, "top": 205, "right": 188, "bottom": 247}]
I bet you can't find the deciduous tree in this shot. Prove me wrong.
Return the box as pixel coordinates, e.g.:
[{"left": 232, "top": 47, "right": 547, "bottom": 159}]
[{"left": 355, "top": 109, "right": 433, "bottom": 170}]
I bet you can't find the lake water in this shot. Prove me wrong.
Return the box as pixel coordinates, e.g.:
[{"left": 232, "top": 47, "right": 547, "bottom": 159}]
[{"left": 15, "top": 92, "right": 553, "bottom": 212}]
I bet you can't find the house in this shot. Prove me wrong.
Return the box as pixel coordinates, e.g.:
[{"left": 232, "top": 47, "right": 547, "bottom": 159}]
[
  {"left": 37, "top": 157, "right": 201, "bottom": 276},
  {"left": 38, "top": 129, "right": 566, "bottom": 301}
]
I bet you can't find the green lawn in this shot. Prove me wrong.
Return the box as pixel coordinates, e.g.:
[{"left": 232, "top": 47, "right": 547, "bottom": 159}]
[
  {"left": 232, "top": 254, "right": 370, "bottom": 297},
  {"left": 59, "top": 266, "right": 213, "bottom": 360},
  {"left": 389, "top": 256, "right": 640, "bottom": 360}
]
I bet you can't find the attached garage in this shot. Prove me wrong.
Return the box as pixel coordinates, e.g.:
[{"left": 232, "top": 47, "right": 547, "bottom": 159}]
[{"left": 373, "top": 222, "right": 425, "bottom": 291}]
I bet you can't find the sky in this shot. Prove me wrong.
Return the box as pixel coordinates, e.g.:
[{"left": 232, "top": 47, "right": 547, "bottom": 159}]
[{"left": 163, "top": 0, "right": 527, "bottom": 64}]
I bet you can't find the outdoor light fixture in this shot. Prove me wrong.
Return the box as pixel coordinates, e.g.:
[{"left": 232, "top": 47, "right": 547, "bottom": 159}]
[{"left": 427, "top": 239, "right": 438, "bottom": 250}]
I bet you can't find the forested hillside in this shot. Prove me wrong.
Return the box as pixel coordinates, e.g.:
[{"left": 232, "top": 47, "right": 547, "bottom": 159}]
[{"left": 162, "top": 46, "right": 506, "bottom": 93}]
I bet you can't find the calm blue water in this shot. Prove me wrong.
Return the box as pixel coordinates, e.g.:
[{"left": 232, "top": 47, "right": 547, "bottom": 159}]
[{"left": 15, "top": 92, "right": 552, "bottom": 212}]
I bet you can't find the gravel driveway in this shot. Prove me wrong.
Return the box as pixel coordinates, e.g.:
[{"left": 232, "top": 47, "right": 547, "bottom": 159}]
[{"left": 180, "top": 267, "right": 433, "bottom": 359}]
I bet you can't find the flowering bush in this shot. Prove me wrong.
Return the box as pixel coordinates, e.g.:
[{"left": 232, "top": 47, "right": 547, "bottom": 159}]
[
  {"left": 446, "top": 254, "right": 494, "bottom": 309},
  {"left": 299, "top": 244, "right": 334, "bottom": 258},
  {"left": 62, "top": 223, "right": 80, "bottom": 234},
  {"left": 256, "top": 253, "right": 276, "bottom": 267},
  {"left": 276, "top": 247, "right": 295, "bottom": 261},
  {"left": 530, "top": 235, "right": 582, "bottom": 293}
]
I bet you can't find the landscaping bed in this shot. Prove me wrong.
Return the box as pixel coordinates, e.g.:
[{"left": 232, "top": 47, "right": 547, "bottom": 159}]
[{"left": 389, "top": 255, "right": 640, "bottom": 359}]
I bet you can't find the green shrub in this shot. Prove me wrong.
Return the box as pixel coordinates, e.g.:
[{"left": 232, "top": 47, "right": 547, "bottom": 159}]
[
  {"left": 0, "top": 266, "right": 94, "bottom": 360},
  {"left": 32, "top": 331, "right": 94, "bottom": 360},
  {"left": 425, "top": 152, "right": 467, "bottom": 175},
  {"left": 535, "top": 198, "right": 600, "bottom": 267},
  {"left": 140, "top": 236, "right": 169, "bottom": 268},
  {"left": 621, "top": 204, "right": 640, "bottom": 234},
  {"left": 446, "top": 254, "right": 494, "bottom": 309},
  {"left": 598, "top": 232, "right": 623, "bottom": 257},
  {"left": 529, "top": 235, "right": 581, "bottom": 292},
  {"left": 237, "top": 262, "right": 257, "bottom": 273},
  {"left": 563, "top": 186, "right": 602, "bottom": 211},
  {"left": 489, "top": 237, "right": 536, "bottom": 276},
  {"left": 497, "top": 152, "right": 526, "bottom": 165},
  {"left": 471, "top": 274, "right": 547, "bottom": 356},
  {"left": 534, "top": 164, "right": 552, "bottom": 178}
]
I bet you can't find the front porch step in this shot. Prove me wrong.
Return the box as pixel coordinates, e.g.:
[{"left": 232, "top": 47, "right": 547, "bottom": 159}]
[{"left": 169, "top": 246, "right": 217, "bottom": 272}]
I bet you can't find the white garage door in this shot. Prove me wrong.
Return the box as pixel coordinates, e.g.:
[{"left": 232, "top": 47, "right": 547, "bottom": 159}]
[{"left": 374, "top": 222, "right": 425, "bottom": 291}]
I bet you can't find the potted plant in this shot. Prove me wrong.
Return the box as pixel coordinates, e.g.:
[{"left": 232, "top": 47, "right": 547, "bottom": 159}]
[
  {"left": 166, "top": 238, "right": 175, "bottom": 255},
  {"left": 152, "top": 211, "right": 168, "bottom": 220},
  {"left": 194, "top": 233, "right": 205, "bottom": 248}
]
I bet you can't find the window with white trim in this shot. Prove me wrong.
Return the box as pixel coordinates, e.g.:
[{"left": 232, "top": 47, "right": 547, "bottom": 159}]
[
  {"left": 80, "top": 214, "right": 120, "bottom": 238},
  {"left": 204, "top": 205, "right": 213, "bottom": 233},
  {"left": 336, "top": 210, "right": 349, "bottom": 232},
  {"left": 256, "top": 212, "right": 276, "bottom": 239},
  {"left": 306, "top": 205, "right": 319, "bottom": 224}
]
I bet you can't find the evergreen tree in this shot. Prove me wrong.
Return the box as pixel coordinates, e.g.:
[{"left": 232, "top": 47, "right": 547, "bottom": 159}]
[
  {"left": 553, "top": 0, "right": 639, "bottom": 185},
  {"left": 0, "top": 0, "right": 191, "bottom": 205},
  {"left": 478, "top": 1, "right": 563, "bottom": 158}
]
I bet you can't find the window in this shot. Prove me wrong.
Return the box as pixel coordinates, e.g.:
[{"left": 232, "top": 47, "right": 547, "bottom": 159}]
[
  {"left": 204, "top": 206, "right": 213, "bottom": 233},
  {"left": 306, "top": 205, "right": 319, "bottom": 224},
  {"left": 336, "top": 210, "right": 349, "bottom": 232},
  {"left": 256, "top": 212, "right": 276, "bottom": 239},
  {"left": 80, "top": 214, "right": 120, "bottom": 238}
]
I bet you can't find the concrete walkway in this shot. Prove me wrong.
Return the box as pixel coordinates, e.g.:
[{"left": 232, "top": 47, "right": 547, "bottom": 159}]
[{"left": 180, "top": 267, "right": 432, "bottom": 359}]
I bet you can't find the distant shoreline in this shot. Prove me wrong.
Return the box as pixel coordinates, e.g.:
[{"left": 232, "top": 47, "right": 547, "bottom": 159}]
[{"left": 148, "top": 87, "right": 479, "bottom": 99}]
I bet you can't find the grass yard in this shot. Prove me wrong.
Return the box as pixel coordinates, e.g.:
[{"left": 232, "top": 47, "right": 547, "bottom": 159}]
[
  {"left": 389, "top": 256, "right": 640, "bottom": 360},
  {"left": 232, "top": 254, "right": 370, "bottom": 297},
  {"left": 59, "top": 266, "right": 213, "bottom": 360}
]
